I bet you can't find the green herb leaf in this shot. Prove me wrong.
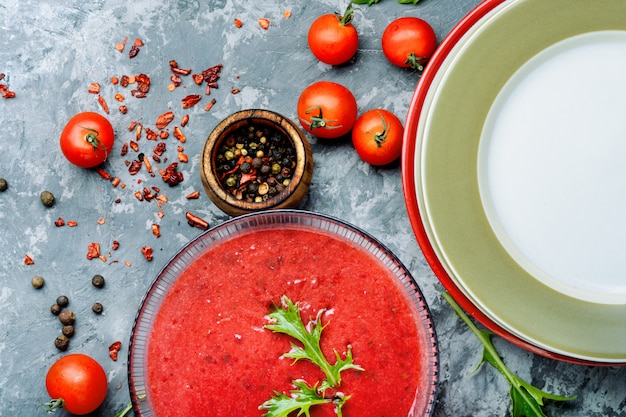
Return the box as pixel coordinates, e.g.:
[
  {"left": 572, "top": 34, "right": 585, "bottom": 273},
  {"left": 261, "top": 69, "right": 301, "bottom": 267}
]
[
  {"left": 113, "top": 402, "right": 133, "bottom": 417},
  {"left": 443, "top": 292, "right": 576, "bottom": 417},
  {"left": 265, "top": 295, "right": 363, "bottom": 391},
  {"left": 260, "top": 380, "right": 332, "bottom": 417},
  {"left": 351, "top": 0, "right": 382, "bottom": 5}
]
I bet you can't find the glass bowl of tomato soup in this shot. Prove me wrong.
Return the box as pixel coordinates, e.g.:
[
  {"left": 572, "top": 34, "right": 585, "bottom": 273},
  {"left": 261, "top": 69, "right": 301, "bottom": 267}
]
[{"left": 128, "top": 210, "right": 439, "bottom": 417}]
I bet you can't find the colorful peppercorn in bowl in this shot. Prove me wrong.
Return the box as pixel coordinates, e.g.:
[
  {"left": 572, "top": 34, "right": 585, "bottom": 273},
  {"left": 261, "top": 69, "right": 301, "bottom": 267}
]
[{"left": 200, "top": 109, "right": 314, "bottom": 216}]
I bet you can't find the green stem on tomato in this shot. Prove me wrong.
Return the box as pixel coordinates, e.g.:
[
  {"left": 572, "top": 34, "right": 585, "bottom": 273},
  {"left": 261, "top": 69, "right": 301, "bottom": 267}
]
[
  {"left": 336, "top": 3, "right": 356, "bottom": 26},
  {"left": 78, "top": 125, "right": 107, "bottom": 151},
  {"left": 43, "top": 398, "right": 65, "bottom": 413},
  {"left": 372, "top": 110, "right": 389, "bottom": 148},
  {"left": 299, "top": 106, "right": 342, "bottom": 131}
]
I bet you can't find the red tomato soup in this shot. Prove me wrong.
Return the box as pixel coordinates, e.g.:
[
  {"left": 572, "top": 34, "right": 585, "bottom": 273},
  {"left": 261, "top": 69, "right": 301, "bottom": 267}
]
[{"left": 145, "top": 227, "right": 429, "bottom": 417}]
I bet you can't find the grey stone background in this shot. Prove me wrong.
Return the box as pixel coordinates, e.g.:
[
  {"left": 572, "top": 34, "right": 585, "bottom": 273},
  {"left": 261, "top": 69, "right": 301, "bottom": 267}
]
[{"left": 1, "top": 0, "right": 624, "bottom": 416}]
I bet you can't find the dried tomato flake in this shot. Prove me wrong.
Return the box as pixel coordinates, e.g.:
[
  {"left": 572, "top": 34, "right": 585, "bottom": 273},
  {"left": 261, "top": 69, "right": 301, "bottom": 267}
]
[
  {"left": 181, "top": 114, "right": 189, "bottom": 127},
  {"left": 24, "top": 254, "right": 34, "bottom": 265},
  {"left": 145, "top": 127, "right": 158, "bottom": 141},
  {"left": 153, "top": 142, "right": 166, "bottom": 156},
  {"left": 54, "top": 218, "right": 65, "bottom": 227},
  {"left": 141, "top": 246, "right": 153, "bottom": 261},
  {"left": 234, "top": 18, "right": 243, "bottom": 28},
  {"left": 204, "top": 98, "right": 217, "bottom": 112},
  {"left": 170, "top": 74, "right": 182, "bottom": 88},
  {"left": 112, "top": 240, "right": 120, "bottom": 250},
  {"left": 258, "top": 17, "right": 270, "bottom": 30},
  {"left": 86, "top": 243, "right": 101, "bottom": 260},
  {"left": 192, "top": 73, "right": 204, "bottom": 85},
  {"left": 67, "top": 221, "right": 78, "bottom": 227},
  {"left": 109, "top": 341, "right": 122, "bottom": 361},
  {"left": 155, "top": 111, "right": 175, "bottom": 129},
  {"left": 97, "top": 95, "right": 110, "bottom": 114},
  {"left": 129, "top": 44, "right": 140, "bottom": 59},
  {"left": 88, "top": 82, "right": 101, "bottom": 94},
  {"left": 186, "top": 212, "right": 209, "bottom": 230},
  {"left": 173, "top": 126, "right": 186, "bottom": 143},
  {"left": 181, "top": 94, "right": 201, "bottom": 109},
  {"left": 151, "top": 224, "right": 161, "bottom": 238},
  {"left": 116, "top": 36, "right": 128, "bottom": 52},
  {"left": 186, "top": 191, "right": 200, "bottom": 199},
  {"left": 161, "top": 162, "right": 184, "bottom": 186},
  {"left": 132, "top": 74, "right": 150, "bottom": 98},
  {"left": 97, "top": 168, "right": 112, "bottom": 180},
  {"left": 129, "top": 159, "right": 142, "bottom": 175}
]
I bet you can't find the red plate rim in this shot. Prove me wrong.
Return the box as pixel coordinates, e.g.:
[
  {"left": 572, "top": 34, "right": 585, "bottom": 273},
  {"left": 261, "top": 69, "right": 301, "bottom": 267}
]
[{"left": 400, "top": 0, "right": 614, "bottom": 366}]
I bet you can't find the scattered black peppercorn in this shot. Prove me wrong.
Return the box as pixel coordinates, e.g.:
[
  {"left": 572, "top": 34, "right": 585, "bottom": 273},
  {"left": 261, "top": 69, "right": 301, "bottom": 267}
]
[
  {"left": 54, "top": 335, "right": 70, "bottom": 351},
  {"left": 0, "top": 178, "right": 7, "bottom": 192},
  {"left": 59, "top": 309, "right": 75, "bottom": 325},
  {"left": 50, "top": 303, "right": 62, "bottom": 315},
  {"left": 62, "top": 325, "right": 75, "bottom": 338},
  {"left": 56, "top": 295, "right": 69, "bottom": 308},
  {"left": 92, "top": 302, "right": 103, "bottom": 314},
  {"left": 91, "top": 274, "right": 105, "bottom": 288},
  {"left": 40, "top": 190, "right": 55, "bottom": 207},
  {"left": 31, "top": 276, "right": 45, "bottom": 289}
]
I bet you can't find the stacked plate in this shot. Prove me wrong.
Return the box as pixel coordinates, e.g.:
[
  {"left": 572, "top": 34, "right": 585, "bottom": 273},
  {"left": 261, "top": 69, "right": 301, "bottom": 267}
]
[{"left": 402, "top": 0, "right": 626, "bottom": 365}]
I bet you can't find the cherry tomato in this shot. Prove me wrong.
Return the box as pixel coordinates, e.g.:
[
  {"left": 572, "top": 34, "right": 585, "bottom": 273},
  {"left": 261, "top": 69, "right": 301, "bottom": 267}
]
[
  {"left": 60, "top": 112, "right": 115, "bottom": 168},
  {"left": 382, "top": 17, "right": 437, "bottom": 70},
  {"left": 297, "top": 81, "right": 358, "bottom": 139},
  {"left": 45, "top": 354, "right": 108, "bottom": 415},
  {"left": 308, "top": 4, "right": 359, "bottom": 65},
  {"left": 352, "top": 109, "right": 404, "bottom": 166}
]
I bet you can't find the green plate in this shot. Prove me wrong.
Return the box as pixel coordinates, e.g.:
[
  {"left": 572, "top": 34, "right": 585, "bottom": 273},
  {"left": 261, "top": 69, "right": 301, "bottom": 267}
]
[{"left": 415, "top": 0, "right": 626, "bottom": 362}]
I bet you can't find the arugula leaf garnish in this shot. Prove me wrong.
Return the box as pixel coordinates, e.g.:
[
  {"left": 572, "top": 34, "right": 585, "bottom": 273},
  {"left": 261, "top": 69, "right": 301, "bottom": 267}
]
[
  {"left": 443, "top": 291, "right": 577, "bottom": 417},
  {"left": 260, "top": 380, "right": 332, "bottom": 417},
  {"left": 261, "top": 295, "right": 362, "bottom": 417},
  {"left": 264, "top": 295, "right": 363, "bottom": 391}
]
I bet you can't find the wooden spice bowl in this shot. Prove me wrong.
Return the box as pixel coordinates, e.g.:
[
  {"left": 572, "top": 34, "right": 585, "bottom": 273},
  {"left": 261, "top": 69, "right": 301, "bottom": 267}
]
[{"left": 200, "top": 109, "right": 314, "bottom": 216}]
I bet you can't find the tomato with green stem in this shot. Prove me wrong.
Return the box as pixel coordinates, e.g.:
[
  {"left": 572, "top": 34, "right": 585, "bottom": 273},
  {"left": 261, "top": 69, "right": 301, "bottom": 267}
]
[
  {"left": 60, "top": 112, "right": 115, "bottom": 168},
  {"left": 382, "top": 16, "right": 437, "bottom": 70},
  {"left": 45, "top": 354, "right": 108, "bottom": 415},
  {"left": 352, "top": 109, "right": 404, "bottom": 166},
  {"left": 297, "top": 81, "right": 358, "bottom": 139},
  {"left": 308, "top": 4, "right": 359, "bottom": 65}
]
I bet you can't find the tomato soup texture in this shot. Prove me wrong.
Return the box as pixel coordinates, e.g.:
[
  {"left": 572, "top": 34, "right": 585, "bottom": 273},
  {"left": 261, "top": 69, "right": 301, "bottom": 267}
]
[{"left": 146, "top": 227, "right": 429, "bottom": 417}]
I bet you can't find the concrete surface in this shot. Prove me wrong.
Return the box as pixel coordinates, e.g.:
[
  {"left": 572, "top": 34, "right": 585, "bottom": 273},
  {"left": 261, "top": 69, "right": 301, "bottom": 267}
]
[{"left": 1, "top": 0, "right": 625, "bottom": 416}]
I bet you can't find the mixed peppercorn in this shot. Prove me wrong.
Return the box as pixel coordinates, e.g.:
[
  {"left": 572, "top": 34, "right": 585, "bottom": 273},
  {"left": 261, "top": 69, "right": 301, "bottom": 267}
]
[{"left": 216, "top": 123, "right": 296, "bottom": 203}]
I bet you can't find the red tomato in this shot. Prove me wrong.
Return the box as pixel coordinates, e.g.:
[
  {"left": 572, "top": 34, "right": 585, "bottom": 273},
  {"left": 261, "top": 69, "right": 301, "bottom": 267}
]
[
  {"left": 45, "top": 354, "right": 108, "bottom": 415},
  {"left": 60, "top": 112, "right": 115, "bottom": 168},
  {"left": 297, "top": 81, "right": 358, "bottom": 139},
  {"left": 308, "top": 4, "right": 359, "bottom": 65},
  {"left": 352, "top": 109, "right": 404, "bottom": 166},
  {"left": 382, "top": 17, "right": 437, "bottom": 70}
]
